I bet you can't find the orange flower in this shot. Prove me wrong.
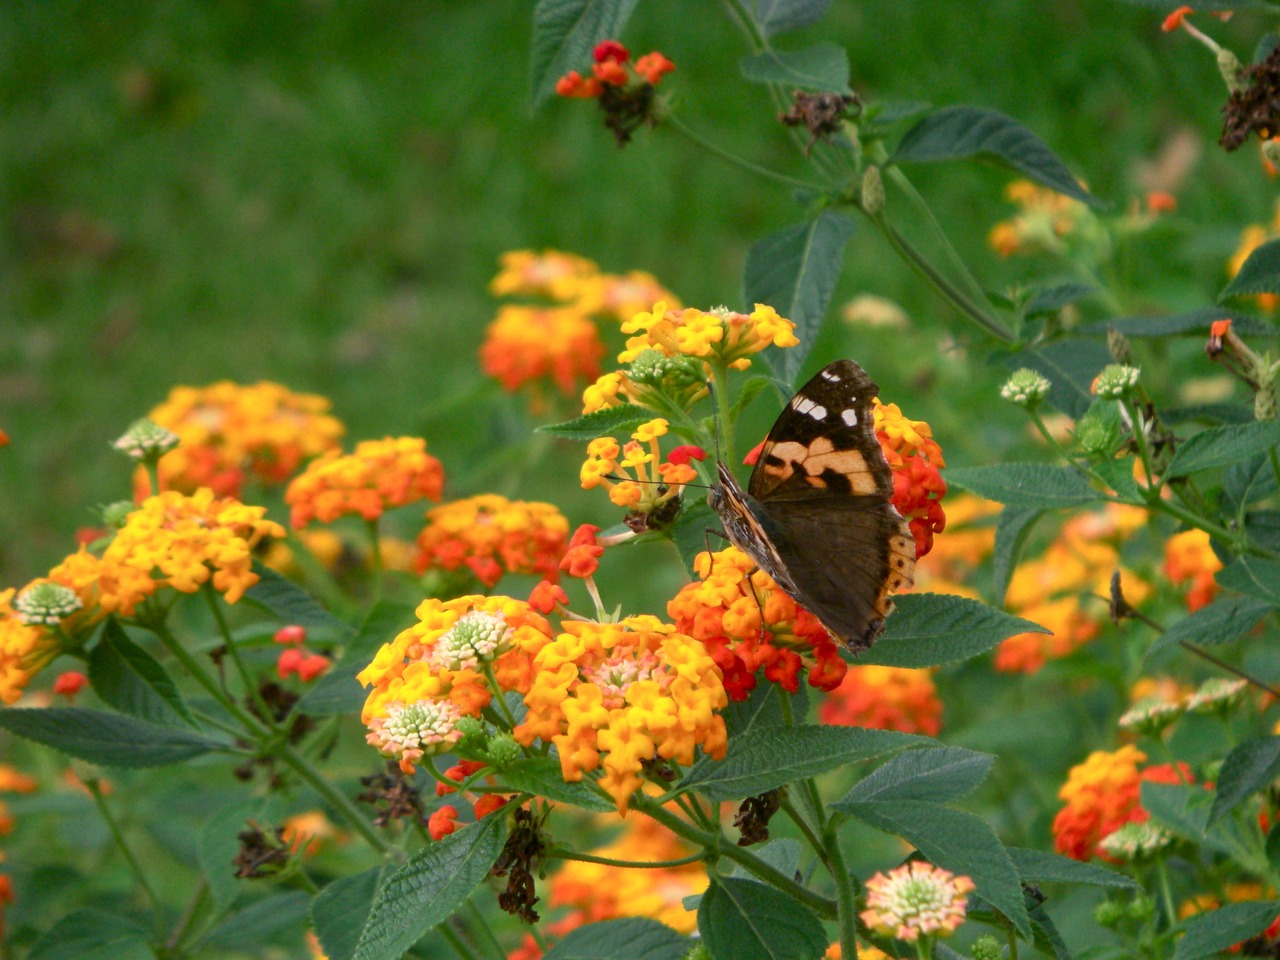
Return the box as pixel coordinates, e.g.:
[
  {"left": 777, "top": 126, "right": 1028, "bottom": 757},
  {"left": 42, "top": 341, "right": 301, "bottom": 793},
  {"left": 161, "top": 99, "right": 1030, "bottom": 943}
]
[
  {"left": 574, "top": 270, "right": 680, "bottom": 323},
  {"left": 873, "top": 399, "right": 947, "bottom": 558},
  {"left": 1228, "top": 210, "right": 1280, "bottom": 311},
  {"left": 141, "top": 380, "right": 344, "bottom": 498},
  {"left": 1163, "top": 529, "right": 1222, "bottom": 611},
  {"left": 489, "top": 250, "right": 601, "bottom": 301},
  {"left": 472, "top": 794, "right": 508, "bottom": 819},
  {"left": 819, "top": 666, "right": 942, "bottom": 735},
  {"left": 560, "top": 524, "right": 605, "bottom": 579},
  {"left": 912, "top": 494, "right": 998, "bottom": 583},
  {"left": 580, "top": 419, "right": 699, "bottom": 515},
  {"left": 52, "top": 671, "right": 88, "bottom": 700},
  {"left": 428, "top": 805, "right": 460, "bottom": 840},
  {"left": 1162, "top": 5, "right": 1194, "bottom": 30},
  {"left": 635, "top": 52, "right": 675, "bottom": 84},
  {"left": 529, "top": 580, "right": 569, "bottom": 614},
  {"left": 416, "top": 495, "right": 569, "bottom": 588},
  {"left": 281, "top": 810, "right": 338, "bottom": 857},
  {"left": 986, "top": 180, "right": 1090, "bottom": 259},
  {"left": 286, "top": 437, "right": 445, "bottom": 529},
  {"left": 480, "top": 305, "right": 606, "bottom": 397},
  {"left": 668, "top": 547, "right": 845, "bottom": 701}
]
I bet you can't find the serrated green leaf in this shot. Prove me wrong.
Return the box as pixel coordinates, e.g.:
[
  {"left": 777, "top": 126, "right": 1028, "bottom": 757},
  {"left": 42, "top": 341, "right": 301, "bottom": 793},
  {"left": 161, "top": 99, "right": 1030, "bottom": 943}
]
[
  {"left": 1166, "top": 422, "right": 1280, "bottom": 478},
  {"left": 840, "top": 746, "right": 993, "bottom": 804},
  {"left": 1222, "top": 236, "right": 1280, "bottom": 300},
  {"left": 678, "top": 726, "right": 928, "bottom": 801},
  {"left": 740, "top": 43, "right": 851, "bottom": 93},
  {"left": 1218, "top": 557, "right": 1280, "bottom": 605},
  {"left": 1149, "top": 595, "right": 1273, "bottom": 654},
  {"left": 1008, "top": 340, "right": 1113, "bottom": 418},
  {"left": 1165, "top": 402, "right": 1257, "bottom": 425},
  {"left": 1080, "top": 306, "right": 1276, "bottom": 338},
  {"left": 832, "top": 800, "right": 1030, "bottom": 936},
  {"left": 0, "top": 707, "right": 224, "bottom": 767},
  {"left": 1174, "top": 901, "right": 1280, "bottom": 960},
  {"left": 244, "top": 563, "right": 352, "bottom": 637},
  {"left": 752, "top": 0, "right": 834, "bottom": 37},
  {"left": 543, "top": 918, "right": 693, "bottom": 960},
  {"left": 743, "top": 210, "right": 857, "bottom": 386},
  {"left": 28, "top": 909, "right": 156, "bottom": 960},
  {"left": 698, "top": 876, "right": 828, "bottom": 960},
  {"left": 722, "top": 682, "right": 806, "bottom": 739},
  {"left": 992, "top": 507, "right": 1043, "bottom": 605},
  {"left": 1024, "top": 283, "right": 1096, "bottom": 317},
  {"left": 1211, "top": 737, "right": 1280, "bottom": 826},
  {"left": 353, "top": 816, "right": 507, "bottom": 960},
  {"left": 1225, "top": 451, "right": 1280, "bottom": 507},
  {"left": 202, "top": 891, "right": 311, "bottom": 950},
  {"left": 857, "top": 593, "right": 1047, "bottom": 669},
  {"left": 893, "top": 106, "right": 1099, "bottom": 208},
  {"left": 673, "top": 499, "right": 718, "bottom": 578},
  {"left": 729, "top": 838, "right": 803, "bottom": 881},
  {"left": 500, "top": 757, "right": 615, "bottom": 812},
  {"left": 297, "top": 602, "right": 417, "bottom": 717},
  {"left": 313, "top": 868, "right": 382, "bottom": 960},
  {"left": 1140, "top": 782, "right": 1229, "bottom": 852},
  {"left": 529, "top": 0, "right": 640, "bottom": 108},
  {"left": 1007, "top": 847, "right": 1138, "bottom": 888},
  {"left": 945, "top": 463, "right": 1098, "bottom": 508},
  {"left": 538, "top": 403, "right": 656, "bottom": 441},
  {"left": 89, "top": 618, "right": 195, "bottom": 727}
]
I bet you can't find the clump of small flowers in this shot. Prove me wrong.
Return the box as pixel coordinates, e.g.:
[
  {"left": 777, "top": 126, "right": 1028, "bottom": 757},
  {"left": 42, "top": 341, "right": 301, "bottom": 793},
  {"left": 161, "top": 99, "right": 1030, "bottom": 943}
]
[
  {"left": 1185, "top": 677, "right": 1249, "bottom": 713},
  {"left": 366, "top": 698, "right": 468, "bottom": 775},
  {"left": 112, "top": 418, "right": 179, "bottom": 462},
  {"left": 12, "top": 582, "right": 82, "bottom": 626},
  {"left": 1117, "top": 697, "right": 1185, "bottom": 736},
  {"left": 860, "top": 861, "right": 974, "bottom": 942},
  {"left": 285, "top": 437, "right": 445, "bottom": 529},
  {"left": 480, "top": 305, "right": 606, "bottom": 398},
  {"left": 489, "top": 250, "right": 601, "bottom": 301},
  {"left": 668, "top": 547, "right": 846, "bottom": 700},
  {"left": 0, "top": 589, "right": 56, "bottom": 704},
  {"left": 819, "top": 666, "right": 943, "bottom": 736},
  {"left": 619, "top": 301, "right": 799, "bottom": 371},
  {"left": 872, "top": 399, "right": 947, "bottom": 558},
  {"left": 555, "top": 41, "right": 676, "bottom": 145},
  {"left": 415, "top": 494, "right": 569, "bottom": 587},
  {"left": 580, "top": 419, "right": 700, "bottom": 518},
  {"left": 1163, "top": 529, "right": 1222, "bottom": 611},
  {"left": 1000, "top": 368, "right": 1052, "bottom": 407},
  {"left": 142, "top": 380, "right": 345, "bottom": 497},
  {"left": 987, "top": 179, "right": 1098, "bottom": 259},
  {"left": 1092, "top": 364, "right": 1141, "bottom": 399},
  {"left": 1097, "top": 821, "right": 1173, "bottom": 862}
]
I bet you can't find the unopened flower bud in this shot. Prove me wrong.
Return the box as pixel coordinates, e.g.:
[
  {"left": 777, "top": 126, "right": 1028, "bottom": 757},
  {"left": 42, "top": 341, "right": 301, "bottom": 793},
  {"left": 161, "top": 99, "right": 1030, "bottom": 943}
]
[
  {"left": 112, "top": 418, "right": 179, "bottom": 462},
  {"left": 1093, "top": 900, "right": 1125, "bottom": 927},
  {"left": 970, "top": 935, "right": 1004, "bottom": 960},
  {"left": 1256, "top": 377, "right": 1278, "bottom": 421},
  {"left": 1107, "top": 326, "right": 1133, "bottom": 365},
  {"left": 1265, "top": 138, "right": 1280, "bottom": 170},
  {"left": 862, "top": 165, "right": 885, "bottom": 217},
  {"left": 100, "top": 500, "right": 136, "bottom": 529},
  {"left": 1000, "top": 368, "right": 1051, "bottom": 407},
  {"left": 14, "top": 581, "right": 82, "bottom": 626},
  {"left": 1092, "top": 364, "right": 1140, "bottom": 399},
  {"left": 1127, "top": 896, "right": 1155, "bottom": 922},
  {"left": 485, "top": 732, "right": 523, "bottom": 768},
  {"left": 1218, "top": 48, "right": 1246, "bottom": 93}
]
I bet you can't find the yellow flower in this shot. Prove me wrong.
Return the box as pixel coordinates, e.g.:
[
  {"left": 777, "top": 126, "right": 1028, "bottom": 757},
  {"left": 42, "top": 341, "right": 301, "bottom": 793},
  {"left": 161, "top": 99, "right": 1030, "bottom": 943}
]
[
  {"left": 1163, "top": 529, "right": 1222, "bottom": 611},
  {"left": 618, "top": 302, "right": 798, "bottom": 370},
  {"left": 285, "top": 437, "right": 445, "bottom": 529},
  {"left": 489, "top": 249, "right": 600, "bottom": 301},
  {"left": 986, "top": 179, "right": 1091, "bottom": 259},
  {"left": 0, "top": 590, "right": 52, "bottom": 705},
  {"left": 579, "top": 420, "right": 699, "bottom": 517},
  {"left": 415, "top": 494, "right": 569, "bottom": 587},
  {"left": 574, "top": 270, "right": 682, "bottom": 323},
  {"left": 1228, "top": 207, "right": 1280, "bottom": 310}
]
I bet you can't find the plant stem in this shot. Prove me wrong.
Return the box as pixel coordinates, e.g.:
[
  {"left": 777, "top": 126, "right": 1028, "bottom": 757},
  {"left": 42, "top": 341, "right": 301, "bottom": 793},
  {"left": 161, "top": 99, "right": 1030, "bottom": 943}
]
[
  {"left": 822, "top": 818, "right": 861, "bottom": 960},
  {"left": 202, "top": 585, "right": 276, "bottom": 731},
  {"left": 366, "top": 518, "right": 385, "bottom": 605},
  {"left": 441, "top": 922, "right": 482, "bottom": 960},
  {"left": 148, "top": 621, "right": 271, "bottom": 738},
  {"left": 86, "top": 779, "right": 164, "bottom": 934},
  {"left": 547, "top": 849, "right": 708, "bottom": 869},
  {"left": 666, "top": 116, "right": 824, "bottom": 191},
  {"left": 277, "top": 743, "right": 392, "bottom": 856}
]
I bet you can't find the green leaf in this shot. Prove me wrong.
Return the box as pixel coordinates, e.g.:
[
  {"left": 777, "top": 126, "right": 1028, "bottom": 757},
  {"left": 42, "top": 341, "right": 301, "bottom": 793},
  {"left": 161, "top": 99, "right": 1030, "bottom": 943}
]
[
  {"left": 729, "top": 375, "right": 780, "bottom": 420},
  {"left": 1222, "top": 236, "right": 1280, "bottom": 300},
  {"left": 1174, "top": 901, "right": 1280, "bottom": 960},
  {"left": 313, "top": 868, "right": 382, "bottom": 960},
  {"left": 729, "top": 838, "right": 803, "bottom": 881},
  {"left": 500, "top": 757, "right": 615, "bottom": 812},
  {"left": 1024, "top": 283, "right": 1097, "bottom": 317},
  {"left": 698, "top": 876, "right": 827, "bottom": 960},
  {"left": 1218, "top": 557, "right": 1280, "bottom": 606},
  {"left": 543, "top": 918, "right": 693, "bottom": 960},
  {"left": 840, "top": 746, "right": 993, "bottom": 804},
  {"left": 1115, "top": 0, "right": 1276, "bottom": 10},
  {"left": 354, "top": 816, "right": 507, "bottom": 960},
  {"left": 740, "top": 44, "right": 851, "bottom": 94},
  {"left": 1092, "top": 457, "right": 1144, "bottom": 503},
  {"left": 202, "top": 891, "right": 311, "bottom": 950},
  {"left": 29, "top": 909, "right": 156, "bottom": 960},
  {"left": 1080, "top": 306, "right": 1276, "bottom": 338},
  {"left": 0, "top": 707, "right": 224, "bottom": 767},
  {"left": 743, "top": 210, "right": 857, "bottom": 386},
  {"left": 678, "top": 726, "right": 928, "bottom": 801},
  {"left": 673, "top": 499, "right": 718, "bottom": 578},
  {"left": 893, "top": 106, "right": 1099, "bottom": 208},
  {"left": 1211, "top": 736, "right": 1280, "bottom": 826},
  {"left": 1165, "top": 402, "right": 1256, "bottom": 426},
  {"left": 722, "top": 682, "right": 806, "bottom": 739},
  {"left": 538, "top": 403, "right": 656, "bottom": 441},
  {"left": 199, "top": 798, "right": 274, "bottom": 914},
  {"left": 1165, "top": 422, "right": 1280, "bottom": 478},
  {"left": 1225, "top": 451, "right": 1280, "bottom": 507},
  {"left": 752, "top": 0, "right": 834, "bottom": 37},
  {"left": 1008, "top": 340, "right": 1113, "bottom": 418},
  {"left": 945, "top": 463, "right": 1097, "bottom": 509},
  {"left": 244, "top": 563, "right": 352, "bottom": 637},
  {"left": 992, "top": 507, "right": 1043, "bottom": 605},
  {"left": 1148, "top": 595, "right": 1273, "bottom": 654},
  {"left": 528, "top": 0, "right": 640, "bottom": 108},
  {"left": 89, "top": 618, "right": 195, "bottom": 727},
  {"left": 1140, "top": 782, "right": 1230, "bottom": 852},
  {"left": 1257, "top": 32, "right": 1280, "bottom": 62},
  {"left": 297, "top": 602, "right": 417, "bottom": 716},
  {"left": 857, "top": 593, "right": 1048, "bottom": 669},
  {"left": 1007, "top": 847, "right": 1138, "bottom": 889},
  {"left": 832, "top": 799, "right": 1030, "bottom": 936}
]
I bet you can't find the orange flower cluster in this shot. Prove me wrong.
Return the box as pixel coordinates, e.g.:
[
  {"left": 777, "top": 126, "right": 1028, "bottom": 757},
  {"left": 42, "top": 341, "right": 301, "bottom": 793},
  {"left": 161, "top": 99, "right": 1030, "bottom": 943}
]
[
  {"left": 987, "top": 180, "right": 1094, "bottom": 259},
  {"left": 996, "top": 504, "right": 1150, "bottom": 673},
  {"left": 818, "top": 666, "right": 942, "bottom": 736},
  {"left": 285, "top": 437, "right": 445, "bottom": 529},
  {"left": 0, "top": 589, "right": 56, "bottom": 705},
  {"left": 0, "top": 764, "right": 36, "bottom": 937},
  {"left": 490, "top": 250, "right": 678, "bottom": 325},
  {"left": 142, "top": 381, "right": 344, "bottom": 497},
  {"left": 555, "top": 40, "right": 675, "bottom": 99},
  {"left": 1163, "top": 529, "right": 1222, "bottom": 611},
  {"left": 873, "top": 398, "right": 947, "bottom": 558},
  {"left": 415, "top": 494, "right": 569, "bottom": 587},
  {"left": 1052, "top": 745, "right": 1191, "bottom": 861},
  {"left": 580, "top": 419, "right": 699, "bottom": 514},
  {"left": 668, "top": 547, "right": 845, "bottom": 701},
  {"left": 913, "top": 494, "right": 998, "bottom": 585}
]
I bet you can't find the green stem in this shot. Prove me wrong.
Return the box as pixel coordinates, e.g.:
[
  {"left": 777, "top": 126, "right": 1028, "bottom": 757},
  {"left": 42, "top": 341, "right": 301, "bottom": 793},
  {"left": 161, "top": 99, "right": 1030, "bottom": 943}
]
[
  {"left": 148, "top": 621, "right": 271, "bottom": 738},
  {"left": 202, "top": 584, "right": 276, "bottom": 730},
  {"left": 483, "top": 663, "right": 519, "bottom": 730},
  {"left": 548, "top": 849, "right": 708, "bottom": 869},
  {"left": 463, "top": 899, "right": 507, "bottom": 960},
  {"left": 822, "top": 818, "right": 860, "bottom": 960},
  {"left": 277, "top": 743, "right": 392, "bottom": 856},
  {"left": 780, "top": 797, "right": 828, "bottom": 863},
  {"left": 87, "top": 779, "right": 164, "bottom": 933},
  {"left": 710, "top": 361, "right": 737, "bottom": 468},
  {"left": 367, "top": 518, "right": 385, "bottom": 605},
  {"left": 666, "top": 116, "right": 823, "bottom": 191},
  {"left": 441, "top": 922, "right": 482, "bottom": 960},
  {"left": 166, "top": 879, "right": 211, "bottom": 952},
  {"left": 1154, "top": 856, "right": 1177, "bottom": 928}
]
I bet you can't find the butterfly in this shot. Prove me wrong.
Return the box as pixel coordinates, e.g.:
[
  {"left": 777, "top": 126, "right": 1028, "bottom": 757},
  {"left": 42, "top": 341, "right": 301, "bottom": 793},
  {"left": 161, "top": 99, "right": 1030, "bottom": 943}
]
[{"left": 708, "top": 359, "right": 916, "bottom": 653}]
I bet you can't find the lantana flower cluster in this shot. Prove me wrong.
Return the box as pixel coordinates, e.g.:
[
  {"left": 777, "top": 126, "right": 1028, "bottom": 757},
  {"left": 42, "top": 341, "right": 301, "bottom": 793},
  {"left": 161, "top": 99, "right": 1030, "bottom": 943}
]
[
  {"left": 285, "top": 436, "right": 445, "bottom": 528},
  {"left": 141, "top": 380, "right": 345, "bottom": 497},
  {"left": 987, "top": 180, "right": 1099, "bottom": 259},
  {"left": 860, "top": 861, "right": 974, "bottom": 942},
  {"left": 1162, "top": 528, "right": 1222, "bottom": 611},
  {"left": 555, "top": 40, "right": 675, "bottom": 100},
  {"left": 871, "top": 398, "right": 947, "bottom": 558},
  {"left": 618, "top": 301, "right": 799, "bottom": 372},
  {"left": 579, "top": 419, "right": 700, "bottom": 516},
  {"left": 819, "top": 665, "right": 943, "bottom": 736},
  {"left": 415, "top": 494, "right": 570, "bottom": 587}
]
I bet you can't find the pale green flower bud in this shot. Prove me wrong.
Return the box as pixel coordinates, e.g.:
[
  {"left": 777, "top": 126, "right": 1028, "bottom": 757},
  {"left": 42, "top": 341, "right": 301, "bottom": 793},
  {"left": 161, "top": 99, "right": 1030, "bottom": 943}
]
[
  {"left": 14, "top": 581, "right": 82, "bottom": 626},
  {"left": 862, "top": 165, "right": 885, "bottom": 217},
  {"left": 1092, "top": 364, "right": 1140, "bottom": 400},
  {"left": 1000, "top": 368, "right": 1051, "bottom": 407},
  {"left": 112, "top": 418, "right": 179, "bottom": 462}
]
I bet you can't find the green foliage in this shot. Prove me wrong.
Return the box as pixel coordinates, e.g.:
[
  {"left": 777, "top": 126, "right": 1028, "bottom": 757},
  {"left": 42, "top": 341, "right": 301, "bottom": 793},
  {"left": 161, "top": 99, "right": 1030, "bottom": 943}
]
[
  {"left": 0, "top": 707, "right": 225, "bottom": 767},
  {"left": 858, "top": 592, "right": 1048, "bottom": 668},
  {"left": 529, "top": 0, "right": 640, "bottom": 107},
  {"left": 739, "top": 44, "right": 852, "bottom": 94},
  {"left": 1174, "top": 901, "right": 1280, "bottom": 960},
  {"left": 698, "top": 876, "right": 828, "bottom": 960},
  {"left": 28, "top": 910, "right": 156, "bottom": 960},
  {"left": 88, "top": 618, "right": 195, "bottom": 727},
  {"left": 538, "top": 404, "right": 658, "bottom": 441},
  {"left": 542, "top": 918, "right": 693, "bottom": 959}
]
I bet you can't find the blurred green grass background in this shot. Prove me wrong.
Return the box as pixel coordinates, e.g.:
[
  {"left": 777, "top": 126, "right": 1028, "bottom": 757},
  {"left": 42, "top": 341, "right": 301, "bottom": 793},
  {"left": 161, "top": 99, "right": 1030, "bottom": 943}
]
[{"left": 1, "top": 0, "right": 1266, "bottom": 589}]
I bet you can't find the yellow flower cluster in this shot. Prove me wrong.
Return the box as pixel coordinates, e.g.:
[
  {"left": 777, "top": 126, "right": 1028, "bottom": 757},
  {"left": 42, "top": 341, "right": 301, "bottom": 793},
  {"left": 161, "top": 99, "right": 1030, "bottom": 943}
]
[
  {"left": 514, "top": 615, "right": 727, "bottom": 811},
  {"left": 1163, "top": 528, "right": 1222, "bottom": 611},
  {"left": 997, "top": 504, "right": 1150, "bottom": 673},
  {"left": 619, "top": 301, "right": 798, "bottom": 371},
  {"left": 489, "top": 250, "right": 679, "bottom": 323},
  {"left": 144, "top": 381, "right": 344, "bottom": 497},
  {"left": 285, "top": 437, "right": 445, "bottom": 529},
  {"left": 987, "top": 180, "right": 1094, "bottom": 259},
  {"left": 579, "top": 419, "right": 698, "bottom": 511},
  {"left": 415, "top": 494, "right": 569, "bottom": 587},
  {"left": 0, "top": 590, "right": 53, "bottom": 704}
]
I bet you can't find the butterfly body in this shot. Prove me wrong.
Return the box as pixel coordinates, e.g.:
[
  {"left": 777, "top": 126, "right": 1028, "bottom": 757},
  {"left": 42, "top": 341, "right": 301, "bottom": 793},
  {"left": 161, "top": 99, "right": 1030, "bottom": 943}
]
[{"left": 708, "top": 360, "right": 916, "bottom": 653}]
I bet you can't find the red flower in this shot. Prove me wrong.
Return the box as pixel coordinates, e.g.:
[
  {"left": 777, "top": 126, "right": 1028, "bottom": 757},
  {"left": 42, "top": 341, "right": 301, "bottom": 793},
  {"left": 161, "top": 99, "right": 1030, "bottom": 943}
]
[
  {"left": 436, "top": 759, "right": 487, "bottom": 797},
  {"left": 296, "top": 654, "right": 330, "bottom": 683},
  {"left": 556, "top": 70, "right": 603, "bottom": 99},
  {"left": 529, "top": 580, "right": 569, "bottom": 614},
  {"left": 428, "top": 805, "right": 460, "bottom": 840},
  {"left": 668, "top": 445, "right": 707, "bottom": 466},
  {"left": 273, "top": 625, "right": 307, "bottom": 645},
  {"left": 635, "top": 52, "right": 675, "bottom": 84},
  {"left": 53, "top": 671, "right": 88, "bottom": 700},
  {"left": 473, "top": 794, "right": 509, "bottom": 819},
  {"left": 560, "top": 524, "right": 604, "bottom": 579},
  {"left": 277, "top": 647, "right": 305, "bottom": 679},
  {"left": 592, "top": 60, "right": 629, "bottom": 86},
  {"left": 594, "top": 40, "right": 630, "bottom": 64},
  {"left": 1162, "top": 5, "right": 1194, "bottom": 31}
]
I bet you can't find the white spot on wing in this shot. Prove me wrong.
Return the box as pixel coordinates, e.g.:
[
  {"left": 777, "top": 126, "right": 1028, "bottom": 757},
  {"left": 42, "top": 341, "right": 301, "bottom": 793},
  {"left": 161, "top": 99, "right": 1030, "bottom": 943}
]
[
  {"left": 820, "top": 369, "right": 840, "bottom": 381},
  {"left": 841, "top": 408, "right": 858, "bottom": 426},
  {"left": 809, "top": 404, "right": 827, "bottom": 419}
]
